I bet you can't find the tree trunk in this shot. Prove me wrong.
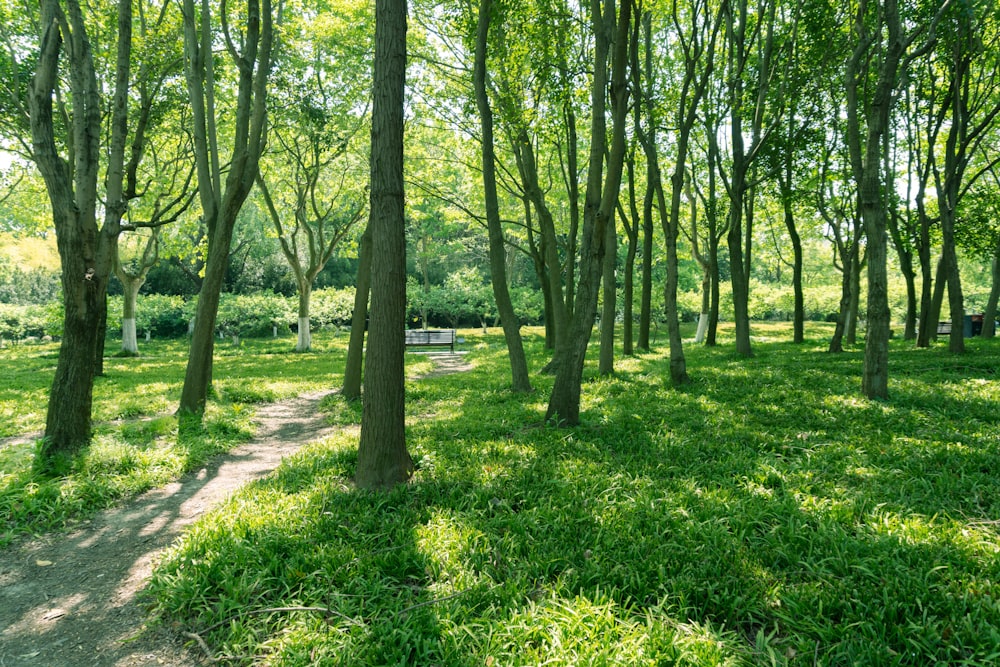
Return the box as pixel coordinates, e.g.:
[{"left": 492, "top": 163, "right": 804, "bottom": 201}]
[
  {"left": 28, "top": 0, "right": 117, "bottom": 471},
  {"left": 178, "top": 0, "right": 273, "bottom": 416},
  {"left": 342, "top": 225, "right": 372, "bottom": 400},
  {"left": 357, "top": 0, "right": 413, "bottom": 490},
  {"left": 783, "top": 193, "right": 804, "bottom": 343},
  {"left": 473, "top": 0, "right": 531, "bottom": 393},
  {"left": 983, "top": 252, "right": 999, "bottom": 339},
  {"left": 638, "top": 175, "right": 653, "bottom": 351},
  {"left": 846, "top": 245, "right": 862, "bottom": 346},
  {"left": 622, "top": 156, "right": 640, "bottom": 356},
  {"left": 297, "top": 282, "right": 312, "bottom": 352},
  {"left": 546, "top": 0, "right": 630, "bottom": 425},
  {"left": 599, "top": 212, "right": 617, "bottom": 376},
  {"left": 929, "top": 255, "right": 947, "bottom": 340},
  {"left": 121, "top": 279, "right": 143, "bottom": 355},
  {"left": 828, "top": 244, "right": 853, "bottom": 354}
]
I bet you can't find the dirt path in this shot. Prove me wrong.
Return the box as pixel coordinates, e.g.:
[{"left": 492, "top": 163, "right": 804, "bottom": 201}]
[
  {"left": 0, "top": 390, "right": 339, "bottom": 667},
  {"left": 0, "top": 352, "right": 473, "bottom": 667}
]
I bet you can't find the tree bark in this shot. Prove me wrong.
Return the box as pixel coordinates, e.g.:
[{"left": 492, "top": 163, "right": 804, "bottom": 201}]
[
  {"left": 473, "top": 0, "right": 532, "bottom": 393},
  {"left": 28, "top": 0, "right": 117, "bottom": 470},
  {"left": 599, "top": 211, "right": 617, "bottom": 376},
  {"left": 546, "top": 0, "right": 630, "bottom": 425},
  {"left": 342, "top": 224, "right": 372, "bottom": 400},
  {"left": 356, "top": 0, "right": 413, "bottom": 490},
  {"left": 179, "top": 0, "right": 274, "bottom": 416},
  {"left": 473, "top": 0, "right": 531, "bottom": 393},
  {"left": 983, "top": 252, "right": 999, "bottom": 339}
]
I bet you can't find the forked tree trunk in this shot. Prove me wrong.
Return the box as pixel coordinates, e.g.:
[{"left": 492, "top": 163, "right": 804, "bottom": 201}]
[
  {"left": 28, "top": 0, "right": 118, "bottom": 471},
  {"left": 356, "top": 0, "right": 413, "bottom": 490},
  {"left": 546, "top": 0, "right": 630, "bottom": 426},
  {"left": 178, "top": 0, "right": 273, "bottom": 416}
]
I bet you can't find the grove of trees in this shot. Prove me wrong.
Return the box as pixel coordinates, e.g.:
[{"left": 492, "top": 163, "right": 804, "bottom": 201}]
[{"left": 2, "top": 0, "right": 999, "bottom": 485}]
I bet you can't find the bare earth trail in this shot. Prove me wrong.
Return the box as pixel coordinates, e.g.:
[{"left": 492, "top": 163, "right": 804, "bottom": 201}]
[
  {"left": 0, "top": 389, "right": 345, "bottom": 666},
  {"left": 0, "top": 352, "right": 472, "bottom": 666}
]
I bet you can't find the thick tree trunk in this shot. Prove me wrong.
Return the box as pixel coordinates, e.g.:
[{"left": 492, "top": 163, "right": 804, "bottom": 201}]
[
  {"left": 180, "top": 228, "right": 232, "bottom": 413},
  {"left": 474, "top": 0, "right": 531, "bottom": 393},
  {"left": 40, "top": 241, "right": 107, "bottom": 472},
  {"left": 343, "top": 225, "right": 372, "bottom": 400},
  {"left": 29, "top": 0, "right": 118, "bottom": 470},
  {"left": 356, "top": 0, "right": 413, "bottom": 490}
]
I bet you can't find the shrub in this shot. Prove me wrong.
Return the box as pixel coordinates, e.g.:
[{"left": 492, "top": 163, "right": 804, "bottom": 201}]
[
  {"left": 216, "top": 293, "right": 293, "bottom": 338},
  {"left": 311, "top": 287, "right": 356, "bottom": 329}
]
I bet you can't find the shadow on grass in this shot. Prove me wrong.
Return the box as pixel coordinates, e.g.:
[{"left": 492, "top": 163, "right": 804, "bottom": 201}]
[{"left": 146, "top": 332, "right": 1000, "bottom": 665}]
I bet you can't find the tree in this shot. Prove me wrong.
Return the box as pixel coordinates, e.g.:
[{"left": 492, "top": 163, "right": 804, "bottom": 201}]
[
  {"left": 713, "top": 0, "right": 788, "bottom": 358},
  {"left": 356, "top": 0, "right": 413, "bottom": 490},
  {"left": 473, "top": 0, "right": 531, "bottom": 392},
  {"left": 178, "top": 0, "right": 276, "bottom": 416},
  {"left": 546, "top": 0, "right": 630, "bottom": 425},
  {"left": 844, "top": 0, "right": 948, "bottom": 399},
  {"left": 24, "top": 0, "right": 176, "bottom": 470},
  {"left": 114, "top": 228, "right": 160, "bottom": 355},
  {"left": 927, "top": 0, "right": 1000, "bottom": 353}
]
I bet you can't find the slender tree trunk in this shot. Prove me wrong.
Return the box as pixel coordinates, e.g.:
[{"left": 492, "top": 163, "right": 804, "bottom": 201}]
[
  {"left": 623, "top": 156, "right": 640, "bottom": 356},
  {"left": 929, "top": 255, "right": 947, "bottom": 339},
  {"left": 638, "top": 177, "right": 653, "bottom": 351},
  {"left": 983, "top": 252, "right": 999, "bottom": 339},
  {"left": 829, "top": 245, "right": 853, "bottom": 353},
  {"left": 473, "top": 0, "right": 531, "bottom": 393},
  {"left": 599, "top": 212, "right": 617, "bottom": 375},
  {"left": 342, "top": 225, "right": 372, "bottom": 400},
  {"left": 297, "top": 282, "right": 312, "bottom": 352},
  {"left": 783, "top": 192, "right": 804, "bottom": 343},
  {"left": 846, "top": 246, "right": 862, "bottom": 345},
  {"left": 121, "top": 279, "right": 143, "bottom": 355},
  {"left": 357, "top": 0, "right": 413, "bottom": 490}
]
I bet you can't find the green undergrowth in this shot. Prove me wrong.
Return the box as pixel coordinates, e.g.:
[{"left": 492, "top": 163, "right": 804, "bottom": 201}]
[
  {"left": 148, "top": 325, "right": 1000, "bottom": 666},
  {"left": 0, "top": 334, "right": 347, "bottom": 546}
]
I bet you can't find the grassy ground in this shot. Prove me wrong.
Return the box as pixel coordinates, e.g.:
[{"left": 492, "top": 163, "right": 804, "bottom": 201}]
[
  {"left": 137, "top": 324, "right": 1000, "bottom": 666},
  {"left": 0, "top": 334, "right": 349, "bottom": 545}
]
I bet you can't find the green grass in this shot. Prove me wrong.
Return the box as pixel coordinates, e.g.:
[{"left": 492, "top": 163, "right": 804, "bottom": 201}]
[
  {"left": 140, "top": 324, "right": 1000, "bottom": 666},
  {"left": 0, "top": 333, "right": 348, "bottom": 546}
]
